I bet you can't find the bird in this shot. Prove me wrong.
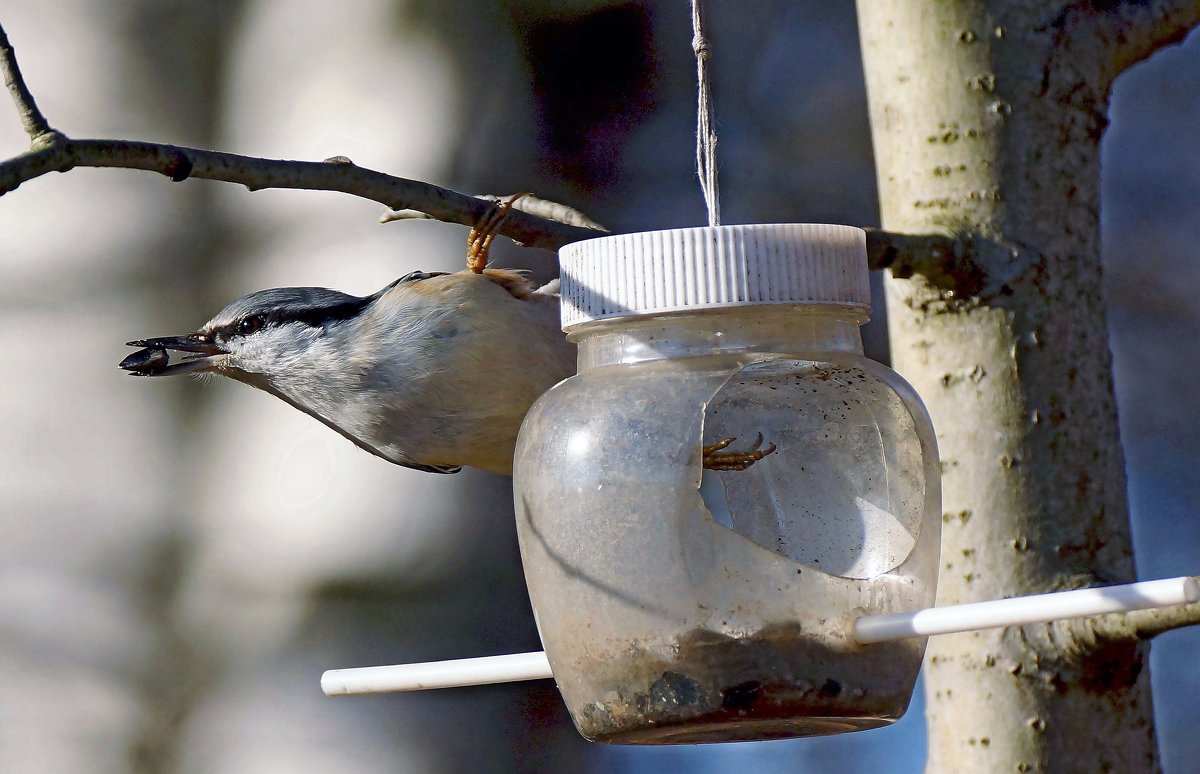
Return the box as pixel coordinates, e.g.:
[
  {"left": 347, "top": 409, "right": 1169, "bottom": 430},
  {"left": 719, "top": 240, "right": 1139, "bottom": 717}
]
[
  {"left": 119, "top": 196, "right": 774, "bottom": 475},
  {"left": 120, "top": 267, "right": 574, "bottom": 475}
]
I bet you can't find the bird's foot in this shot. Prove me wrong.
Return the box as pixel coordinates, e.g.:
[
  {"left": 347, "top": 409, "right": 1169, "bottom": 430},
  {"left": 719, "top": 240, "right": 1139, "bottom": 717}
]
[
  {"left": 702, "top": 433, "right": 777, "bottom": 472},
  {"left": 467, "top": 192, "right": 530, "bottom": 273}
]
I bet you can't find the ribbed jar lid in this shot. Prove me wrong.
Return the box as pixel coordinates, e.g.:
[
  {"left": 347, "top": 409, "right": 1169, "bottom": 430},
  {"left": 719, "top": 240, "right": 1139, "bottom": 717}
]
[{"left": 558, "top": 223, "right": 870, "bottom": 330}]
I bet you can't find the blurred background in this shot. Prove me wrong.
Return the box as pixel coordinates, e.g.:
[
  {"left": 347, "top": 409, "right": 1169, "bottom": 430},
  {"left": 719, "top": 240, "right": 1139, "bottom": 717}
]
[{"left": 0, "top": 1, "right": 1196, "bottom": 772}]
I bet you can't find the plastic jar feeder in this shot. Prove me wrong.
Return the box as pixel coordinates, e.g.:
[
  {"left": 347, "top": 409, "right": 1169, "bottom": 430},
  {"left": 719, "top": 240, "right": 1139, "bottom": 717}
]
[
  {"left": 512, "top": 224, "right": 942, "bottom": 744},
  {"left": 318, "top": 227, "right": 1196, "bottom": 745}
]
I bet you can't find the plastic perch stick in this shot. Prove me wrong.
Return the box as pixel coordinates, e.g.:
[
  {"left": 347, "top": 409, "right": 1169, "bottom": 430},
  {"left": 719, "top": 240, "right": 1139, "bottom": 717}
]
[
  {"left": 851, "top": 575, "right": 1198, "bottom": 644},
  {"left": 320, "top": 576, "right": 1198, "bottom": 696}
]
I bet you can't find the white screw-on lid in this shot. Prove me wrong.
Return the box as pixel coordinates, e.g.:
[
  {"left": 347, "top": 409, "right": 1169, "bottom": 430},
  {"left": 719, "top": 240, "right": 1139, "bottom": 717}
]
[{"left": 558, "top": 223, "right": 869, "bottom": 330}]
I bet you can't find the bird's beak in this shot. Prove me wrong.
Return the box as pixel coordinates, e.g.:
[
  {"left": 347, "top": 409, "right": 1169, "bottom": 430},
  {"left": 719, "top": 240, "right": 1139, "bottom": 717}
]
[{"left": 119, "top": 335, "right": 227, "bottom": 377}]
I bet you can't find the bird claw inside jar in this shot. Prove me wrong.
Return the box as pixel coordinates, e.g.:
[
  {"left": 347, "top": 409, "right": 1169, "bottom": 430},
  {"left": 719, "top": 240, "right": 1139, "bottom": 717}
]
[{"left": 702, "top": 433, "right": 777, "bottom": 472}]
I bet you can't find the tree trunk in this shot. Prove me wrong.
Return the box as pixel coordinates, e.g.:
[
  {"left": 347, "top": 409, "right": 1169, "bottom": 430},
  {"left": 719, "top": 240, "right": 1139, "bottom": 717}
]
[{"left": 856, "top": 2, "right": 1198, "bottom": 771}]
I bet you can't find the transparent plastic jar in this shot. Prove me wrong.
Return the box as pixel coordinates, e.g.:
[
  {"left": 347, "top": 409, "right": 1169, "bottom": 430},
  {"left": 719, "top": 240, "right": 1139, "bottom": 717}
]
[{"left": 513, "top": 225, "right": 940, "bottom": 744}]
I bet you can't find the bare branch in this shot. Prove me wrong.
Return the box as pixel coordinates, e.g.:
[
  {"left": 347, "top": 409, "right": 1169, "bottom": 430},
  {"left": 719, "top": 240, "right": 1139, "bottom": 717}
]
[
  {"left": 1085, "top": 600, "right": 1200, "bottom": 643},
  {"left": 381, "top": 192, "right": 608, "bottom": 232},
  {"left": 865, "top": 229, "right": 951, "bottom": 275},
  {"left": 0, "top": 23, "right": 604, "bottom": 252},
  {"left": 3, "top": 17, "right": 972, "bottom": 273},
  {"left": 1121, "top": 600, "right": 1200, "bottom": 639},
  {"left": 0, "top": 137, "right": 604, "bottom": 251},
  {"left": 1058, "top": 1, "right": 1200, "bottom": 87},
  {"left": 504, "top": 193, "right": 608, "bottom": 231},
  {"left": 0, "top": 132, "right": 977, "bottom": 273},
  {"left": 0, "top": 22, "right": 55, "bottom": 140},
  {"left": 1056, "top": 597, "right": 1200, "bottom": 651},
  {"left": 1104, "top": 0, "right": 1200, "bottom": 80},
  {"left": 864, "top": 228, "right": 988, "bottom": 295},
  {"left": 2, "top": 130, "right": 980, "bottom": 270}
]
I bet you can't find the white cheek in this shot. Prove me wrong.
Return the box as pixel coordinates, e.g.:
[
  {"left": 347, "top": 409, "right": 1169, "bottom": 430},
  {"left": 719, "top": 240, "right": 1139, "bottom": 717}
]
[{"left": 242, "top": 325, "right": 323, "bottom": 367}]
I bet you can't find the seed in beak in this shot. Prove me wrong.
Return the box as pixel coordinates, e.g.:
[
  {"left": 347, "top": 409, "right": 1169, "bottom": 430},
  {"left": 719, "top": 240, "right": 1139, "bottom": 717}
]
[{"left": 120, "top": 346, "right": 170, "bottom": 375}]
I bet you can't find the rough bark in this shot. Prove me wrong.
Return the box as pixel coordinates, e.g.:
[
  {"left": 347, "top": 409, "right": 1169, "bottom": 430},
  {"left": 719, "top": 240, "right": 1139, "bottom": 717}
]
[{"left": 857, "top": 2, "right": 1199, "bottom": 772}]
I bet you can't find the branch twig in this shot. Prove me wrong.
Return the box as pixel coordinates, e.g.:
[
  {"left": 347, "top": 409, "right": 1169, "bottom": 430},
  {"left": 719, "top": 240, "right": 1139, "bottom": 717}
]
[
  {"left": 1016, "top": 576, "right": 1200, "bottom": 657},
  {"left": 0, "top": 129, "right": 971, "bottom": 274},
  {"left": 1078, "top": 599, "right": 1200, "bottom": 644},
  {"left": 0, "top": 22, "right": 54, "bottom": 140},
  {"left": 0, "top": 21, "right": 602, "bottom": 252},
  {"left": 0, "top": 22, "right": 976, "bottom": 279},
  {"left": 1098, "top": 0, "right": 1200, "bottom": 83},
  {"left": 864, "top": 228, "right": 988, "bottom": 296},
  {"left": 0, "top": 137, "right": 604, "bottom": 250},
  {"left": 1050, "top": 1, "right": 1200, "bottom": 88},
  {"left": 381, "top": 192, "right": 607, "bottom": 232}
]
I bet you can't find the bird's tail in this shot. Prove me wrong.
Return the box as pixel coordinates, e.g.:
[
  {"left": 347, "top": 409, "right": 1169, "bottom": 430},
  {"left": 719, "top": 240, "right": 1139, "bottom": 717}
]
[{"left": 481, "top": 267, "right": 540, "bottom": 300}]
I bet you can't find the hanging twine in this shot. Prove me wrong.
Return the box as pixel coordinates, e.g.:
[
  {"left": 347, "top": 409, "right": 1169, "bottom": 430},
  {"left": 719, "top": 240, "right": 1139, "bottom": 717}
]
[{"left": 691, "top": 0, "right": 720, "bottom": 227}]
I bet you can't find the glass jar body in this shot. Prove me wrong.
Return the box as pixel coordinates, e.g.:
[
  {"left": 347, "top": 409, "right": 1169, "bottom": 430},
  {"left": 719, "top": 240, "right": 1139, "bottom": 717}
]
[{"left": 513, "top": 306, "right": 940, "bottom": 744}]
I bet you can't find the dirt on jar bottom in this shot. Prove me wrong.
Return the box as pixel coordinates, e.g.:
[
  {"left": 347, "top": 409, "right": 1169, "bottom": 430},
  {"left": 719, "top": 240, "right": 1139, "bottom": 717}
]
[
  {"left": 586, "top": 702, "right": 897, "bottom": 745},
  {"left": 569, "top": 623, "right": 921, "bottom": 745}
]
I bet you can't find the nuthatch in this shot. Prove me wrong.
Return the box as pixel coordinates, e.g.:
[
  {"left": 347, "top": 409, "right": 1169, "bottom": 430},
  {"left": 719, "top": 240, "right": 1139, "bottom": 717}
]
[
  {"left": 120, "top": 194, "right": 774, "bottom": 476},
  {"left": 120, "top": 267, "right": 574, "bottom": 475}
]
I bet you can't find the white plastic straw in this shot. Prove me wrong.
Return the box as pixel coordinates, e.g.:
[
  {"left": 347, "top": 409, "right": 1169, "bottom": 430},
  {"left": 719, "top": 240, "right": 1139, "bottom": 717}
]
[
  {"left": 851, "top": 575, "right": 1198, "bottom": 644},
  {"left": 321, "top": 651, "right": 552, "bottom": 696},
  {"left": 321, "top": 576, "right": 1197, "bottom": 696}
]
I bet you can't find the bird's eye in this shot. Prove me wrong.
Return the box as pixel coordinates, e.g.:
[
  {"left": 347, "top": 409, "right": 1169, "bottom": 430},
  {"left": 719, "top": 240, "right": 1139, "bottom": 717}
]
[{"left": 237, "top": 316, "right": 263, "bottom": 336}]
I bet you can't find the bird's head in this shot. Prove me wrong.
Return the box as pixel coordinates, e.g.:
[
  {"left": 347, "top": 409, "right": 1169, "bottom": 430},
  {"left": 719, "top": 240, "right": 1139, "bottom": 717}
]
[
  {"left": 118, "top": 269, "right": 567, "bottom": 475},
  {"left": 120, "top": 286, "right": 373, "bottom": 384}
]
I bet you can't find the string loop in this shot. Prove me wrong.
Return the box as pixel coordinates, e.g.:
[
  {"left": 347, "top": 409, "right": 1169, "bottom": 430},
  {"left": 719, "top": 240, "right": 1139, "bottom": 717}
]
[{"left": 691, "top": 0, "right": 720, "bottom": 227}]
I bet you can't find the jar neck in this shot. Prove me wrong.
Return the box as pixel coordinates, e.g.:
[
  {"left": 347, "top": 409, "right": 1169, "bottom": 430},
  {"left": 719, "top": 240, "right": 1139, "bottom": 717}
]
[{"left": 569, "top": 306, "right": 866, "bottom": 370}]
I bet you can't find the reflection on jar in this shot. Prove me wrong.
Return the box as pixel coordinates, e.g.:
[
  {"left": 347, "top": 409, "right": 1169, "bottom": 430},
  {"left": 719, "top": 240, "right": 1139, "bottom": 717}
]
[{"left": 701, "top": 359, "right": 925, "bottom": 580}]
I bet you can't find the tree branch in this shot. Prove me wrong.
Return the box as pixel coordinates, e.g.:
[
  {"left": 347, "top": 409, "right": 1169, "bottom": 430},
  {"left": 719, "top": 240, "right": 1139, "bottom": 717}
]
[
  {"left": 1105, "top": 0, "right": 1200, "bottom": 80},
  {"left": 864, "top": 228, "right": 989, "bottom": 296},
  {"left": 0, "top": 136, "right": 604, "bottom": 251},
  {"left": 0, "top": 20, "right": 603, "bottom": 253},
  {"left": 381, "top": 192, "right": 608, "bottom": 232},
  {"left": 0, "top": 23, "right": 973, "bottom": 277},
  {"left": 0, "top": 22, "right": 55, "bottom": 141},
  {"left": 1033, "top": 579, "right": 1200, "bottom": 657},
  {"left": 1068, "top": 1, "right": 1200, "bottom": 87},
  {"left": 1079, "top": 598, "right": 1200, "bottom": 644},
  {"left": 0, "top": 129, "right": 970, "bottom": 272}
]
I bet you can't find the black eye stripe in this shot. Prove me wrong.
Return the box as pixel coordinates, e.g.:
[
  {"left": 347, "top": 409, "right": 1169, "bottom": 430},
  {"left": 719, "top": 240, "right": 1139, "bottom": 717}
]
[
  {"left": 213, "top": 300, "right": 375, "bottom": 340},
  {"left": 203, "top": 273, "right": 445, "bottom": 340}
]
